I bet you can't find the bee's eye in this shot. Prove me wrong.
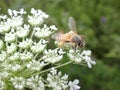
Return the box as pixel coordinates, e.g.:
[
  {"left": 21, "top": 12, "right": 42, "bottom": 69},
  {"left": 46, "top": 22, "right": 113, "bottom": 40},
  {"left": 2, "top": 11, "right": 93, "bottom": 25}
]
[
  {"left": 78, "top": 42, "right": 81, "bottom": 46},
  {"left": 78, "top": 42, "right": 83, "bottom": 47}
]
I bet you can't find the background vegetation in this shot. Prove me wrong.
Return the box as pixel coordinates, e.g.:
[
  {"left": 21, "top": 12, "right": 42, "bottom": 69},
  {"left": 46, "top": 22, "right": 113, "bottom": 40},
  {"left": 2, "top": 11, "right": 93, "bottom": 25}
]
[{"left": 0, "top": 0, "right": 120, "bottom": 90}]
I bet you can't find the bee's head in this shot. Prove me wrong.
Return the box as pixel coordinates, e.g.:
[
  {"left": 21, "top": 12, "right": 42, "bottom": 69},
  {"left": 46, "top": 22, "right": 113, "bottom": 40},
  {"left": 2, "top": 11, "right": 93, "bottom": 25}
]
[
  {"left": 78, "top": 40, "right": 85, "bottom": 47},
  {"left": 72, "top": 35, "right": 85, "bottom": 47}
]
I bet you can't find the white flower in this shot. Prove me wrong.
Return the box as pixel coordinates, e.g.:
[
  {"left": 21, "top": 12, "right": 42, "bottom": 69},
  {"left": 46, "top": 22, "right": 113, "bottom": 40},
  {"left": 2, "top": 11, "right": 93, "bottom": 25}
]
[
  {"left": 0, "top": 71, "right": 10, "bottom": 78},
  {"left": 28, "top": 8, "right": 49, "bottom": 26},
  {"left": 50, "top": 67, "right": 57, "bottom": 74},
  {"left": 2, "top": 63, "right": 12, "bottom": 71},
  {"left": 16, "top": 24, "right": 30, "bottom": 38},
  {"left": 0, "top": 51, "right": 7, "bottom": 61},
  {"left": 0, "top": 40, "right": 4, "bottom": 50},
  {"left": 47, "top": 68, "right": 68, "bottom": 90},
  {"left": 68, "top": 49, "right": 82, "bottom": 63},
  {"left": 0, "top": 15, "right": 7, "bottom": 19},
  {"left": 68, "top": 79, "right": 81, "bottom": 90},
  {"left": 49, "top": 25, "right": 58, "bottom": 30},
  {"left": 7, "top": 16, "right": 23, "bottom": 28},
  {"left": 11, "top": 64, "right": 21, "bottom": 71},
  {"left": 19, "top": 51, "right": 33, "bottom": 61},
  {"left": 0, "top": 79, "right": 5, "bottom": 90},
  {"left": 81, "top": 50, "right": 91, "bottom": 56},
  {"left": 0, "top": 21, "right": 10, "bottom": 33},
  {"left": 18, "top": 38, "right": 32, "bottom": 49},
  {"left": 2, "top": 63, "right": 20, "bottom": 72},
  {"left": 26, "top": 60, "right": 45, "bottom": 71},
  {"left": 7, "top": 9, "right": 24, "bottom": 28},
  {"left": 42, "top": 48, "right": 65, "bottom": 63},
  {"left": 0, "top": 15, "right": 10, "bottom": 34},
  {"left": 4, "top": 30, "right": 16, "bottom": 42},
  {"left": 34, "top": 24, "right": 56, "bottom": 38},
  {"left": 18, "top": 8, "right": 26, "bottom": 15},
  {"left": 6, "top": 43, "right": 17, "bottom": 54},
  {"left": 68, "top": 49, "right": 96, "bottom": 68},
  {"left": 10, "top": 77, "right": 25, "bottom": 90},
  {"left": 84, "top": 56, "right": 96, "bottom": 68},
  {"left": 31, "top": 39, "right": 48, "bottom": 53},
  {"left": 8, "top": 9, "right": 13, "bottom": 16},
  {"left": 26, "top": 75, "right": 45, "bottom": 90},
  {"left": 81, "top": 50, "right": 96, "bottom": 68},
  {"left": 8, "top": 9, "right": 26, "bottom": 16},
  {"left": 8, "top": 52, "right": 19, "bottom": 61},
  {"left": 8, "top": 9, "right": 18, "bottom": 16}
]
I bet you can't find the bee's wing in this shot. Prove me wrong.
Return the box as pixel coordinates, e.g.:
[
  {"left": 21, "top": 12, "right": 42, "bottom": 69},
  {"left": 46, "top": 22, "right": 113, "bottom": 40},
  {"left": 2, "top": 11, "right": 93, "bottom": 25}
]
[
  {"left": 51, "top": 32, "right": 63, "bottom": 42},
  {"left": 68, "top": 16, "right": 77, "bottom": 33}
]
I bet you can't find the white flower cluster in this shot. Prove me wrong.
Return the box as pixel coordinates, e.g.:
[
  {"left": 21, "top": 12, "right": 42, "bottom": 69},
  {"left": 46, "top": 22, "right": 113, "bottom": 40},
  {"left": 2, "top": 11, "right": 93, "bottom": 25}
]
[
  {"left": 16, "top": 24, "right": 30, "bottom": 38},
  {"left": 28, "top": 8, "right": 49, "bottom": 26},
  {"left": 31, "top": 39, "right": 48, "bottom": 53},
  {"left": 42, "top": 48, "right": 65, "bottom": 63},
  {"left": 68, "top": 49, "right": 96, "bottom": 68},
  {"left": 0, "top": 79, "right": 5, "bottom": 90},
  {"left": 0, "top": 8, "right": 96, "bottom": 90},
  {"left": 34, "top": 24, "right": 57, "bottom": 38},
  {"left": 47, "top": 68, "right": 69, "bottom": 90},
  {"left": 9, "top": 68, "right": 80, "bottom": 90},
  {"left": 10, "top": 77, "right": 25, "bottom": 90},
  {"left": 26, "top": 60, "right": 45, "bottom": 71},
  {"left": 26, "top": 75, "right": 45, "bottom": 90},
  {"left": 46, "top": 68, "right": 80, "bottom": 90}
]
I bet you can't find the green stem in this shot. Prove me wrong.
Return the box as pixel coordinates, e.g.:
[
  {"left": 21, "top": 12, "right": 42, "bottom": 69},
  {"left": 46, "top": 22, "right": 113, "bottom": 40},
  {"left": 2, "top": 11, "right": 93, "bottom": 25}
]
[
  {"left": 33, "top": 53, "right": 39, "bottom": 60},
  {"left": 28, "top": 61, "right": 72, "bottom": 77},
  {"left": 30, "top": 28, "right": 35, "bottom": 39},
  {"left": 41, "top": 61, "right": 72, "bottom": 74}
]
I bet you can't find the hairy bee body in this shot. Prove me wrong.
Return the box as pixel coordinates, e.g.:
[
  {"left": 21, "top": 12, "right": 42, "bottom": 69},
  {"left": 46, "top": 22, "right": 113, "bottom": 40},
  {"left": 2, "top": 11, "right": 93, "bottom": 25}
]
[{"left": 52, "top": 17, "right": 85, "bottom": 49}]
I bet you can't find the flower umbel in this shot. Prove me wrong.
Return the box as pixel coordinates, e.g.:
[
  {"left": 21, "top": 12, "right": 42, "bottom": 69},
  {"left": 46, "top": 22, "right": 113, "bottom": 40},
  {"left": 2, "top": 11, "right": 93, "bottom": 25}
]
[
  {"left": 28, "top": 8, "right": 49, "bottom": 26},
  {"left": 16, "top": 24, "right": 30, "bottom": 38},
  {"left": 68, "top": 49, "right": 96, "bottom": 68},
  {"left": 26, "top": 75, "right": 45, "bottom": 90},
  {"left": 10, "top": 77, "right": 25, "bottom": 90},
  {"left": 0, "top": 8, "right": 96, "bottom": 90},
  {"left": 26, "top": 60, "right": 45, "bottom": 71},
  {"left": 34, "top": 24, "right": 57, "bottom": 38},
  {"left": 0, "top": 79, "right": 5, "bottom": 90},
  {"left": 31, "top": 39, "right": 48, "bottom": 53},
  {"left": 42, "top": 48, "right": 65, "bottom": 63},
  {"left": 47, "top": 68, "right": 69, "bottom": 90}
]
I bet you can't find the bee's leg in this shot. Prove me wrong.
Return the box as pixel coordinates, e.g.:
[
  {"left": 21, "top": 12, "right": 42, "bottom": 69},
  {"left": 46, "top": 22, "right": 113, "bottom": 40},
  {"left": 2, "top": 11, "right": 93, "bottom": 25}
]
[
  {"left": 74, "top": 44, "right": 78, "bottom": 52},
  {"left": 71, "top": 43, "right": 77, "bottom": 52},
  {"left": 58, "top": 41, "right": 64, "bottom": 47}
]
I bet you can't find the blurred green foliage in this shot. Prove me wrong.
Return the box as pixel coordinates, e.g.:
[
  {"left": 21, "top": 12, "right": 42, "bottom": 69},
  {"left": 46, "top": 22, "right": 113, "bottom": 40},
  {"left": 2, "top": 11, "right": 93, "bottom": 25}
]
[{"left": 0, "top": 0, "right": 120, "bottom": 90}]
